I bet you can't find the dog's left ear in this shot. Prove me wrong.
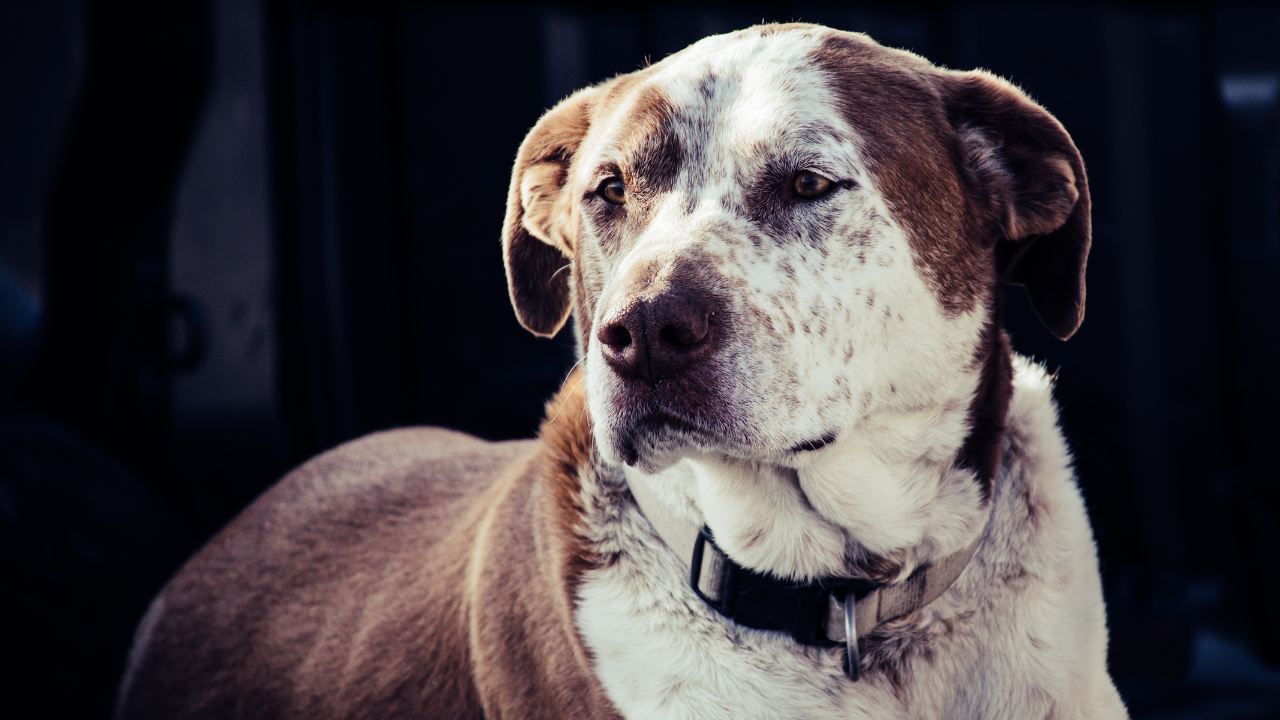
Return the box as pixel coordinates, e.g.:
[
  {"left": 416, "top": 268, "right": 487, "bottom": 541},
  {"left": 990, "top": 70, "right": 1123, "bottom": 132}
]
[
  {"left": 944, "top": 70, "right": 1091, "bottom": 340},
  {"left": 502, "top": 87, "right": 598, "bottom": 337}
]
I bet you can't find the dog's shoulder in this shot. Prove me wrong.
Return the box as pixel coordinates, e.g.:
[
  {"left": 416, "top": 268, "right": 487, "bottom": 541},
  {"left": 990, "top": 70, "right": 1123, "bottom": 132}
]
[
  {"left": 116, "top": 428, "right": 537, "bottom": 720},
  {"left": 1000, "top": 354, "right": 1090, "bottom": 542}
]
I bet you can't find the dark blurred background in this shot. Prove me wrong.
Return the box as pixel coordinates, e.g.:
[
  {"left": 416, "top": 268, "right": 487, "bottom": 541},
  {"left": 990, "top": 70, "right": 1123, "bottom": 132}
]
[{"left": 1, "top": 0, "right": 1278, "bottom": 717}]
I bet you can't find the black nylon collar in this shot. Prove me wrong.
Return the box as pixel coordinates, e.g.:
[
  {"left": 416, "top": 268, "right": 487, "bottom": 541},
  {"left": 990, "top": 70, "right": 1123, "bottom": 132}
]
[{"left": 689, "top": 526, "right": 876, "bottom": 647}]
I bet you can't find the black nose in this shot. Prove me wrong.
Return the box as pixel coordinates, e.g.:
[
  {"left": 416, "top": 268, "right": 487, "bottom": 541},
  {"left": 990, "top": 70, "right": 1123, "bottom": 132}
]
[{"left": 597, "top": 288, "right": 714, "bottom": 382}]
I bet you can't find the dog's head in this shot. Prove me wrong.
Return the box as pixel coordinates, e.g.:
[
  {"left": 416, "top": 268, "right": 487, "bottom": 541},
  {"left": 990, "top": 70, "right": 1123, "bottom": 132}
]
[{"left": 503, "top": 25, "right": 1087, "bottom": 486}]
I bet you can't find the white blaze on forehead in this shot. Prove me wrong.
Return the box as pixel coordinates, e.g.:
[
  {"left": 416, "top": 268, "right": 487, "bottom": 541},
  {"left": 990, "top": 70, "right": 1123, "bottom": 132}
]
[
  {"left": 650, "top": 28, "right": 866, "bottom": 182},
  {"left": 651, "top": 28, "right": 825, "bottom": 112}
]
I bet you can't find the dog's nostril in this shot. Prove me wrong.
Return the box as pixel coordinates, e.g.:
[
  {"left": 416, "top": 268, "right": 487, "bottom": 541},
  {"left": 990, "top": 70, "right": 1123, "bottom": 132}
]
[{"left": 600, "top": 323, "right": 633, "bottom": 350}]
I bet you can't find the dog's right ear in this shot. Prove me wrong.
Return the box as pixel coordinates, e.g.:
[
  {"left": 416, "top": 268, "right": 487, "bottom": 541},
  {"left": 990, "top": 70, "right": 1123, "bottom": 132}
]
[{"left": 502, "top": 88, "right": 597, "bottom": 337}]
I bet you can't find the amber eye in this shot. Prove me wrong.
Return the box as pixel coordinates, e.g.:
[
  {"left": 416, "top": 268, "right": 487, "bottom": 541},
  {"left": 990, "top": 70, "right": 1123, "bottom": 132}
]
[
  {"left": 793, "top": 171, "right": 833, "bottom": 198},
  {"left": 598, "top": 177, "right": 627, "bottom": 205}
]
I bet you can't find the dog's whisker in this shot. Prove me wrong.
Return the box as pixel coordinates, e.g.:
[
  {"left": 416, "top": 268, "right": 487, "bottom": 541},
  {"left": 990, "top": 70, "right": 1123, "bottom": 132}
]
[
  {"left": 549, "top": 263, "right": 573, "bottom": 283},
  {"left": 548, "top": 372, "right": 589, "bottom": 424}
]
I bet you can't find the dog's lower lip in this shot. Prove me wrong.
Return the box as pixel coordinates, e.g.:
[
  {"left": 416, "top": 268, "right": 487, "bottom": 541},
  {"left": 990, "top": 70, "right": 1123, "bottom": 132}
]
[
  {"left": 790, "top": 432, "right": 837, "bottom": 453},
  {"left": 618, "top": 438, "right": 639, "bottom": 466},
  {"left": 611, "top": 407, "right": 713, "bottom": 464},
  {"left": 638, "top": 408, "right": 706, "bottom": 436}
]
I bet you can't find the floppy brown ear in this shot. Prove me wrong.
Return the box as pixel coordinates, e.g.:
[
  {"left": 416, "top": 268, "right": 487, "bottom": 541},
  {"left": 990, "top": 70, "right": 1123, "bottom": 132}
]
[
  {"left": 944, "top": 70, "right": 1091, "bottom": 340},
  {"left": 502, "top": 88, "right": 597, "bottom": 337}
]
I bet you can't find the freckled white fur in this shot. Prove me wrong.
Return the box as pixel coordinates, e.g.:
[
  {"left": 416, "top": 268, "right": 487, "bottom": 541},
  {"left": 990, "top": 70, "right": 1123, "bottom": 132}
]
[
  {"left": 569, "top": 26, "right": 1126, "bottom": 720},
  {"left": 584, "top": 27, "right": 989, "bottom": 582},
  {"left": 579, "top": 359, "right": 1127, "bottom": 719}
]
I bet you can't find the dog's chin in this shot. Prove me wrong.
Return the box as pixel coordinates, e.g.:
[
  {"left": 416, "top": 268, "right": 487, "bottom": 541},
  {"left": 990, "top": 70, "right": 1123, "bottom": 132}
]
[
  {"left": 600, "top": 414, "right": 839, "bottom": 474},
  {"left": 598, "top": 410, "right": 715, "bottom": 473}
]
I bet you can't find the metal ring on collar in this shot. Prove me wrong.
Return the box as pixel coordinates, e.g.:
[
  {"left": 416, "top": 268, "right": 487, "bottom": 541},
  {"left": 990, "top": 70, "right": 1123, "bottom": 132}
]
[{"left": 843, "top": 590, "right": 859, "bottom": 681}]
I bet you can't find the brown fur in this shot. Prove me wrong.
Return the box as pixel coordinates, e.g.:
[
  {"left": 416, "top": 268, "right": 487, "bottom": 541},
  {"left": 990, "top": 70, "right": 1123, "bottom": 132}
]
[
  {"left": 116, "top": 391, "right": 621, "bottom": 720},
  {"left": 813, "top": 35, "right": 989, "bottom": 318},
  {"left": 958, "top": 308, "right": 1015, "bottom": 502},
  {"left": 502, "top": 88, "right": 597, "bottom": 337},
  {"left": 942, "top": 70, "right": 1092, "bottom": 340},
  {"left": 813, "top": 34, "right": 1090, "bottom": 339},
  {"left": 618, "top": 84, "right": 683, "bottom": 201}
]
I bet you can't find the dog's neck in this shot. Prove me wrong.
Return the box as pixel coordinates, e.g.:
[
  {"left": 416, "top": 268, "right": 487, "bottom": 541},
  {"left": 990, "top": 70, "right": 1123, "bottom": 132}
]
[{"left": 620, "top": 323, "right": 1011, "bottom": 585}]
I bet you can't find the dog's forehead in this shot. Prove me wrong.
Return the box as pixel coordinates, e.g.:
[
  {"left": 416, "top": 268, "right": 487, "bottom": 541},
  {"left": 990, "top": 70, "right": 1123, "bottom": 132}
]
[
  {"left": 584, "top": 29, "right": 858, "bottom": 176},
  {"left": 582, "top": 28, "right": 948, "bottom": 190},
  {"left": 652, "top": 29, "right": 831, "bottom": 123}
]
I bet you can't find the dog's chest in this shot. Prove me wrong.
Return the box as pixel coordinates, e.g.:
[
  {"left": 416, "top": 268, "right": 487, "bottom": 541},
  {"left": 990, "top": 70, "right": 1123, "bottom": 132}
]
[{"left": 574, "top": 506, "right": 912, "bottom": 720}]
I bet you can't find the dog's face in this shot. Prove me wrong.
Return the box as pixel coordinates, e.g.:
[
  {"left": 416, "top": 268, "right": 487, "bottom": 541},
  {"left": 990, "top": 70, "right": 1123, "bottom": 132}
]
[{"left": 504, "top": 25, "right": 1088, "bottom": 490}]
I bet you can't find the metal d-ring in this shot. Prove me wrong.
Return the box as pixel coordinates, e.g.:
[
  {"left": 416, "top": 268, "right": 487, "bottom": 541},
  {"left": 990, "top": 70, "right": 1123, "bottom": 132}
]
[{"left": 843, "top": 590, "right": 860, "bottom": 681}]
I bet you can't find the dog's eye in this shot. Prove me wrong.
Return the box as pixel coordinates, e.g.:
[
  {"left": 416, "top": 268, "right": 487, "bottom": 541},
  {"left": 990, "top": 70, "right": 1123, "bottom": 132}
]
[
  {"left": 598, "top": 177, "right": 627, "bottom": 205},
  {"left": 793, "top": 171, "right": 833, "bottom": 199}
]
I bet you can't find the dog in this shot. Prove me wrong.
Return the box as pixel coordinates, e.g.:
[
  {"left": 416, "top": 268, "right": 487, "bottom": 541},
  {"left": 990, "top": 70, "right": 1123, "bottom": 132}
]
[{"left": 117, "top": 24, "right": 1128, "bottom": 719}]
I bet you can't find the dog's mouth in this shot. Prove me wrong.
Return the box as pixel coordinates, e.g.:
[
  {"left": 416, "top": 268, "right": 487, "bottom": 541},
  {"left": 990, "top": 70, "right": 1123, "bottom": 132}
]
[
  {"left": 788, "top": 432, "right": 837, "bottom": 454},
  {"left": 599, "top": 355, "right": 736, "bottom": 464},
  {"left": 608, "top": 402, "right": 839, "bottom": 469},
  {"left": 598, "top": 353, "right": 844, "bottom": 467},
  {"left": 596, "top": 336, "right": 831, "bottom": 467}
]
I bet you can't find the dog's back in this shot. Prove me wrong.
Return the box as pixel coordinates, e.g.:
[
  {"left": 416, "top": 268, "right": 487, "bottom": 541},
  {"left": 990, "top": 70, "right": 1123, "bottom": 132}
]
[{"left": 116, "top": 428, "right": 532, "bottom": 719}]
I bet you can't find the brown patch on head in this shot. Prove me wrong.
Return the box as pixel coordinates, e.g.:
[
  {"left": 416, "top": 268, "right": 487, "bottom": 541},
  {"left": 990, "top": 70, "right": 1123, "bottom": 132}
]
[
  {"left": 811, "top": 32, "right": 1091, "bottom": 339},
  {"left": 621, "top": 84, "right": 683, "bottom": 198},
  {"left": 812, "top": 34, "right": 988, "bottom": 317},
  {"left": 586, "top": 81, "right": 683, "bottom": 215}
]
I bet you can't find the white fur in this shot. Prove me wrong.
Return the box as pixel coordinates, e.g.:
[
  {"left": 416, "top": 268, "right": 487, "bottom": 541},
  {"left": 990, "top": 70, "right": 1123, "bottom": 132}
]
[
  {"left": 581, "top": 28, "right": 987, "bottom": 581},
  {"left": 578, "top": 359, "right": 1126, "bottom": 719},
  {"left": 566, "top": 26, "right": 1127, "bottom": 719}
]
